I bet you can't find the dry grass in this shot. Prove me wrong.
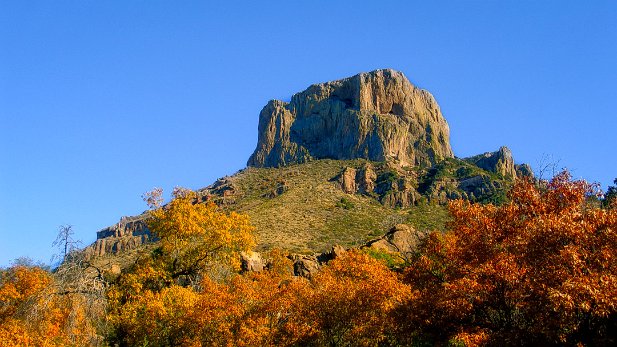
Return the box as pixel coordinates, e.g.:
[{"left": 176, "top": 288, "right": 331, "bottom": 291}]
[
  {"left": 221, "top": 160, "right": 410, "bottom": 254},
  {"left": 89, "top": 155, "right": 519, "bottom": 269}
]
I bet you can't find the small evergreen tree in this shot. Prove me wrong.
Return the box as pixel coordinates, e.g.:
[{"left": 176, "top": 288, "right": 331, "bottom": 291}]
[{"left": 604, "top": 178, "right": 617, "bottom": 208}]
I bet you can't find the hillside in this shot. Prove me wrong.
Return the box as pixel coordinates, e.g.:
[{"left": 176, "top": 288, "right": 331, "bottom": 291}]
[
  {"left": 85, "top": 69, "right": 532, "bottom": 264},
  {"left": 87, "top": 152, "right": 528, "bottom": 263},
  {"left": 201, "top": 159, "right": 436, "bottom": 254}
]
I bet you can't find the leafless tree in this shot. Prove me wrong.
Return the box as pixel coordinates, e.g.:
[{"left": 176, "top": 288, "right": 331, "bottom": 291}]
[
  {"left": 53, "top": 224, "right": 82, "bottom": 263},
  {"left": 535, "top": 153, "right": 562, "bottom": 181},
  {"left": 50, "top": 224, "right": 108, "bottom": 344}
]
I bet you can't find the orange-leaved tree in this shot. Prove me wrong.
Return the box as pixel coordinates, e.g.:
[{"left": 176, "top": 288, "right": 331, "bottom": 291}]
[
  {"left": 176, "top": 252, "right": 309, "bottom": 347},
  {"left": 107, "top": 249, "right": 413, "bottom": 347},
  {"left": 402, "top": 172, "right": 617, "bottom": 346},
  {"left": 292, "top": 250, "right": 412, "bottom": 346},
  {"left": 106, "top": 250, "right": 309, "bottom": 346},
  {"left": 0, "top": 264, "right": 101, "bottom": 346}
]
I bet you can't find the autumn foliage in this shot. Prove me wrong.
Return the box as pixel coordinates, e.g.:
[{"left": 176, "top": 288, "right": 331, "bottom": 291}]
[
  {"left": 0, "top": 265, "right": 101, "bottom": 346},
  {"left": 403, "top": 172, "right": 617, "bottom": 345},
  {"left": 107, "top": 250, "right": 410, "bottom": 346},
  {"left": 2, "top": 173, "right": 616, "bottom": 346},
  {"left": 146, "top": 188, "right": 256, "bottom": 277}
]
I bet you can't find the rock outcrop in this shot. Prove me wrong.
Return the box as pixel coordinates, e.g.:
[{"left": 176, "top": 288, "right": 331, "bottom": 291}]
[
  {"left": 464, "top": 146, "right": 516, "bottom": 178},
  {"left": 84, "top": 215, "right": 151, "bottom": 258},
  {"left": 337, "top": 163, "right": 378, "bottom": 195},
  {"left": 248, "top": 69, "right": 453, "bottom": 168},
  {"left": 515, "top": 163, "right": 534, "bottom": 178},
  {"left": 464, "top": 146, "right": 533, "bottom": 180},
  {"left": 338, "top": 167, "right": 358, "bottom": 194}
]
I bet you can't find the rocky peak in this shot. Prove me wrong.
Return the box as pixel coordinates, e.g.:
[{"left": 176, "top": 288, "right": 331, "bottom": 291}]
[
  {"left": 464, "top": 146, "right": 519, "bottom": 179},
  {"left": 469, "top": 146, "right": 516, "bottom": 178},
  {"left": 247, "top": 69, "right": 453, "bottom": 168}
]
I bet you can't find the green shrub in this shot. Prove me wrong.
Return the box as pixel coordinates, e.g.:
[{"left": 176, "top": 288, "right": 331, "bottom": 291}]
[
  {"left": 363, "top": 248, "right": 401, "bottom": 268},
  {"left": 336, "top": 197, "right": 354, "bottom": 210}
]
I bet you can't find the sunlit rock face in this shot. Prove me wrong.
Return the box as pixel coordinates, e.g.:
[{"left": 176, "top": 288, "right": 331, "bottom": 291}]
[{"left": 247, "top": 69, "right": 453, "bottom": 168}]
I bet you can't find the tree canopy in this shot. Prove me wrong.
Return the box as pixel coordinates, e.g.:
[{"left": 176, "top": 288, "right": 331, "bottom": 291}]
[
  {"left": 402, "top": 172, "right": 617, "bottom": 345},
  {"left": 1, "top": 174, "right": 615, "bottom": 346}
]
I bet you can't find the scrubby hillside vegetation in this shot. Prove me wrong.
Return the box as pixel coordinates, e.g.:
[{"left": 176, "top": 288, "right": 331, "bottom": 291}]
[
  {"left": 87, "top": 153, "right": 524, "bottom": 264},
  {"left": 2, "top": 172, "right": 616, "bottom": 346}
]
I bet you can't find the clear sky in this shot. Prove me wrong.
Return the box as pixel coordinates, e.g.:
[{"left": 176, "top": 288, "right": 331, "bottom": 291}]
[{"left": 1, "top": 1, "right": 616, "bottom": 266}]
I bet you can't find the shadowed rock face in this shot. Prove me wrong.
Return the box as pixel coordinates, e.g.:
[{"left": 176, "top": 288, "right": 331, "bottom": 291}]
[{"left": 247, "top": 69, "right": 454, "bottom": 168}]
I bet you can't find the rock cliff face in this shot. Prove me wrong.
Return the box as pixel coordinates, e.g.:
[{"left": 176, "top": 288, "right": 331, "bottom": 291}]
[
  {"left": 247, "top": 69, "right": 453, "bottom": 168},
  {"left": 464, "top": 146, "right": 533, "bottom": 180},
  {"left": 84, "top": 215, "right": 151, "bottom": 258}
]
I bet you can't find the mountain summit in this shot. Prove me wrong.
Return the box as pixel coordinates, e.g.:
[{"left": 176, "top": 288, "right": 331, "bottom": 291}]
[{"left": 247, "top": 69, "right": 453, "bottom": 168}]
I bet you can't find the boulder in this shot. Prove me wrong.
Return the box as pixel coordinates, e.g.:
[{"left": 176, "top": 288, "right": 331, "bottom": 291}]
[
  {"left": 363, "top": 224, "right": 427, "bottom": 260},
  {"left": 292, "top": 255, "right": 320, "bottom": 278},
  {"left": 289, "top": 245, "right": 347, "bottom": 278},
  {"left": 109, "top": 264, "right": 121, "bottom": 276},
  {"left": 330, "top": 244, "right": 347, "bottom": 259},
  {"left": 318, "top": 245, "right": 347, "bottom": 262},
  {"left": 240, "top": 251, "right": 265, "bottom": 273}
]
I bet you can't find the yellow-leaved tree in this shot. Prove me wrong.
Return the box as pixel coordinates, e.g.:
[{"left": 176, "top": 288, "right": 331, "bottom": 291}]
[
  {"left": 146, "top": 187, "right": 255, "bottom": 286},
  {"left": 106, "top": 187, "right": 256, "bottom": 344}
]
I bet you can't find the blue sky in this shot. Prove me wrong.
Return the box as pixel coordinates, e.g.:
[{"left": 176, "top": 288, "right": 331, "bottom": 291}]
[{"left": 1, "top": 1, "right": 616, "bottom": 266}]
